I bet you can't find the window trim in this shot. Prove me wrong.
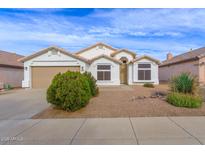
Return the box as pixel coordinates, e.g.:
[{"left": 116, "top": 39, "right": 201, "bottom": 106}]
[
  {"left": 138, "top": 63, "right": 151, "bottom": 68},
  {"left": 97, "top": 64, "right": 111, "bottom": 81},
  {"left": 138, "top": 63, "right": 151, "bottom": 81}
]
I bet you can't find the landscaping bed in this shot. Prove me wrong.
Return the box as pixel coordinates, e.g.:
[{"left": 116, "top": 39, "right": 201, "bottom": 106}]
[{"left": 32, "top": 84, "right": 205, "bottom": 119}]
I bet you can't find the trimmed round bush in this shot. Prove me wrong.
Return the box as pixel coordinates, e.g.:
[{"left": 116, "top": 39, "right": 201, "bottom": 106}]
[
  {"left": 83, "top": 72, "right": 99, "bottom": 96},
  {"left": 167, "top": 92, "right": 203, "bottom": 108},
  {"left": 47, "top": 71, "right": 92, "bottom": 111}
]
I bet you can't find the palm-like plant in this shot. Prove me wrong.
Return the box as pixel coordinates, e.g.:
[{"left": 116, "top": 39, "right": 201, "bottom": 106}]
[{"left": 170, "top": 72, "right": 198, "bottom": 95}]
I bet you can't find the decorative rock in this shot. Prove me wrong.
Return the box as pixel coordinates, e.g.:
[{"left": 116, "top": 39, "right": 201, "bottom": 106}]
[{"left": 151, "top": 95, "right": 157, "bottom": 98}]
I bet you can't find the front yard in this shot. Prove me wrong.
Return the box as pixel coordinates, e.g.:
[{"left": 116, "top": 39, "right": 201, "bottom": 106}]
[{"left": 32, "top": 84, "right": 205, "bottom": 118}]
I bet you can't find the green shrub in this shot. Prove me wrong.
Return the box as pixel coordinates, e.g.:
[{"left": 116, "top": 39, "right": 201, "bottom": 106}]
[
  {"left": 167, "top": 92, "right": 203, "bottom": 108},
  {"left": 83, "top": 72, "right": 99, "bottom": 96},
  {"left": 170, "top": 73, "right": 198, "bottom": 95},
  {"left": 47, "top": 71, "right": 92, "bottom": 111},
  {"left": 3, "top": 83, "right": 13, "bottom": 90},
  {"left": 143, "top": 83, "right": 154, "bottom": 88}
]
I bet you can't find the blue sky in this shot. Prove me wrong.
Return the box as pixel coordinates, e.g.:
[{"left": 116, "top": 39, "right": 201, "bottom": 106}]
[{"left": 0, "top": 8, "right": 205, "bottom": 60}]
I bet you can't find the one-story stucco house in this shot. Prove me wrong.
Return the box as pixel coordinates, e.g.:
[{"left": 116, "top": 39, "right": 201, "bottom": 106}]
[
  {"left": 19, "top": 42, "right": 160, "bottom": 88},
  {"left": 159, "top": 47, "right": 205, "bottom": 85},
  {"left": 0, "top": 50, "right": 24, "bottom": 89}
]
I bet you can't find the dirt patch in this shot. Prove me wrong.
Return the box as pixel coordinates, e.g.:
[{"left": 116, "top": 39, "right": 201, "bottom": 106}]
[{"left": 32, "top": 84, "right": 205, "bottom": 119}]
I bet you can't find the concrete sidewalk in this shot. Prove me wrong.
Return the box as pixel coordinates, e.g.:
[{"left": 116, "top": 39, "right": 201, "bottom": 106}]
[{"left": 1, "top": 117, "right": 205, "bottom": 145}]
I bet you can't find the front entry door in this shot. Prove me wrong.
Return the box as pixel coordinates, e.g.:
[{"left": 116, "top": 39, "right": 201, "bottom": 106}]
[{"left": 120, "top": 64, "right": 127, "bottom": 84}]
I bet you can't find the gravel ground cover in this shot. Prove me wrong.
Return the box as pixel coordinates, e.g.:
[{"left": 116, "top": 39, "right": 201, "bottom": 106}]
[{"left": 32, "top": 85, "right": 205, "bottom": 118}]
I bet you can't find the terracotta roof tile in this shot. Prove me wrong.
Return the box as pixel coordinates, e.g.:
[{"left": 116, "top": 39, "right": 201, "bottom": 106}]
[
  {"left": 75, "top": 42, "right": 118, "bottom": 55},
  {"left": 131, "top": 55, "right": 160, "bottom": 64},
  {"left": 19, "top": 46, "right": 90, "bottom": 63},
  {"left": 0, "top": 50, "right": 24, "bottom": 68},
  {"left": 111, "top": 49, "right": 136, "bottom": 57},
  {"left": 90, "top": 54, "right": 122, "bottom": 64},
  {"left": 160, "top": 47, "right": 205, "bottom": 67}
]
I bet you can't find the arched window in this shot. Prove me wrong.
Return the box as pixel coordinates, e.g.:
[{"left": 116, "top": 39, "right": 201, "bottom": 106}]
[{"left": 120, "top": 57, "right": 128, "bottom": 64}]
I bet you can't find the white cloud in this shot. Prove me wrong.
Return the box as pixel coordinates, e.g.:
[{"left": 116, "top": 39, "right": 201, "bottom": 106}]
[
  {"left": 107, "top": 37, "right": 201, "bottom": 60},
  {"left": 152, "top": 32, "right": 183, "bottom": 37},
  {"left": 92, "top": 9, "right": 205, "bottom": 35},
  {"left": 0, "top": 8, "right": 205, "bottom": 60}
]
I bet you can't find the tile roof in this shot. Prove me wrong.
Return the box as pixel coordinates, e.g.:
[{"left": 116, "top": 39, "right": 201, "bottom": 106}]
[
  {"left": 131, "top": 55, "right": 160, "bottom": 64},
  {"left": 111, "top": 49, "right": 136, "bottom": 58},
  {"left": 75, "top": 42, "right": 118, "bottom": 55},
  {"left": 160, "top": 47, "right": 205, "bottom": 67},
  {"left": 19, "top": 46, "right": 90, "bottom": 63},
  {"left": 0, "top": 50, "right": 24, "bottom": 68},
  {"left": 89, "top": 54, "right": 122, "bottom": 64}
]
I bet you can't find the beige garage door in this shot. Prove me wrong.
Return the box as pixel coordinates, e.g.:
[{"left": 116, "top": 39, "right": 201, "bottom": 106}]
[{"left": 31, "top": 66, "right": 80, "bottom": 88}]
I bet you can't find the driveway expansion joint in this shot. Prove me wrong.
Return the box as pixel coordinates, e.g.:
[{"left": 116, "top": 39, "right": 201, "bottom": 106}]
[
  {"left": 167, "top": 117, "right": 203, "bottom": 145},
  {"left": 14, "top": 120, "right": 41, "bottom": 140},
  {"left": 70, "top": 118, "right": 87, "bottom": 144},
  {"left": 3, "top": 119, "right": 42, "bottom": 145},
  {"left": 129, "top": 117, "right": 139, "bottom": 144}
]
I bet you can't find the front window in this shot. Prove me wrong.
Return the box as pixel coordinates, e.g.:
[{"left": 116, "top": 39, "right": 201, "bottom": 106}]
[
  {"left": 138, "top": 63, "right": 151, "bottom": 80},
  {"left": 97, "top": 65, "right": 111, "bottom": 81}
]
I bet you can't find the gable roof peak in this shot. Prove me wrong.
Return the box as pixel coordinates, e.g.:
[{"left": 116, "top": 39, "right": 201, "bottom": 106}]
[
  {"left": 18, "top": 45, "right": 89, "bottom": 63},
  {"left": 75, "top": 42, "right": 118, "bottom": 55},
  {"left": 118, "top": 48, "right": 130, "bottom": 51},
  {"left": 111, "top": 48, "right": 136, "bottom": 57},
  {"left": 46, "top": 45, "right": 67, "bottom": 51},
  {"left": 131, "top": 55, "right": 160, "bottom": 64},
  {"left": 95, "top": 42, "right": 107, "bottom": 45},
  {"left": 90, "top": 54, "right": 122, "bottom": 64}
]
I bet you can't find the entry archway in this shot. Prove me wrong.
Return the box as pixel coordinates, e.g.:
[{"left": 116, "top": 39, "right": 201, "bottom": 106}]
[
  {"left": 119, "top": 57, "right": 128, "bottom": 84},
  {"left": 120, "top": 57, "right": 128, "bottom": 64}
]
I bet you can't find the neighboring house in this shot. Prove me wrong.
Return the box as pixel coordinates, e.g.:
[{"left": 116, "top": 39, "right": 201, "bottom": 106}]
[
  {"left": 19, "top": 42, "right": 160, "bottom": 88},
  {"left": 0, "top": 50, "right": 24, "bottom": 89},
  {"left": 159, "top": 47, "right": 205, "bottom": 85}
]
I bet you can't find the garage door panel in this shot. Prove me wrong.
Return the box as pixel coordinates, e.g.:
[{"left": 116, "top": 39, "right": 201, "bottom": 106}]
[{"left": 31, "top": 66, "right": 80, "bottom": 88}]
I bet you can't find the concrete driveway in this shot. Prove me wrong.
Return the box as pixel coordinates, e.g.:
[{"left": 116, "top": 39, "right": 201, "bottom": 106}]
[{"left": 0, "top": 89, "right": 49, "bottom": 120}]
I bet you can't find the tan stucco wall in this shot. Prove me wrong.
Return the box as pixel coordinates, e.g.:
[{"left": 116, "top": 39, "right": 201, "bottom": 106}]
[
  {"left": 0, "top": 67, "right": 23, "bottom": 88},
  {"left": 199, "top": 57, "right": 205, "bottom": 85},
  {"left": 159, "top": 60, "right": 199, "bottom": 83}
]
